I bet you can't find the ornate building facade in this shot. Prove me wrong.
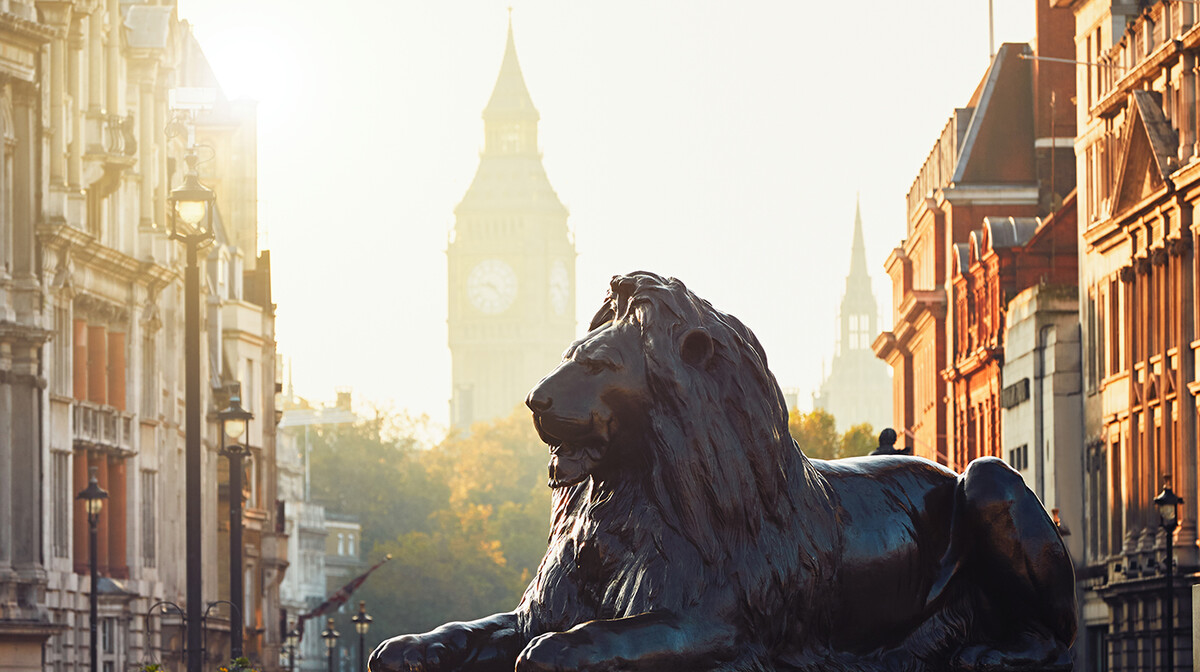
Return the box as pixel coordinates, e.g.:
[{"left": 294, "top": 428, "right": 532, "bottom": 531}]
[
  {"left": 813, "top": 200, "right": 892, "bottom": 433},
  {"left": 447, "top": 19, "right": 576, "bottom": 429},
  {"left": 946, "top": 204, "right": 1079, "bottom": 473},
  {"left": 0, "top": 3, "right": 284, "bottom": 670},
  {"left": 1062, "top": 0, "right": 1200, "bottom": 668}
]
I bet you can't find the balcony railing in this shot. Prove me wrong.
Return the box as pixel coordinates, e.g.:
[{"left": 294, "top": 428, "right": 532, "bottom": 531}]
[{"left": 72, "top": 400, "right": 135, "bottom": 451}]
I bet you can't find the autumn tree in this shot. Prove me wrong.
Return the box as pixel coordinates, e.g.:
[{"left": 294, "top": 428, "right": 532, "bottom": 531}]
[{"left": 839, "top": 422, "right": 877, "bottom": 459}]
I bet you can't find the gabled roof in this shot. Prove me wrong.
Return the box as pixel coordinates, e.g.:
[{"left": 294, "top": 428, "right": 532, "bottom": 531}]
[
  {"left": 1111, "top": 89, "right": 1178, "bottom": 215},
  {"left": 483, "top": 18, "right": 539, "bottom": 123},
  {"left": 951, "top": 43, "right": 1036, "bottom": 185}
]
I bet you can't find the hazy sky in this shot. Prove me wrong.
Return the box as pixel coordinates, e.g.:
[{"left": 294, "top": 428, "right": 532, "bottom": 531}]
[{"left": 178, "top": 1, "right": 1036, "bottom": 428}]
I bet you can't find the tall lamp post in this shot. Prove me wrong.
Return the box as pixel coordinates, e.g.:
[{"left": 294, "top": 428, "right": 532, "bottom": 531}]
[
  {"left": 321, "top": 617, "right": 340, "bottom": 672},
  {"left": 284, "top": 627, "right": 300, "bottom": 672},
  {"left": 77, "top": 466, "right": 108, "bottom": 672},
  {"left": 351, "top": 601, "right": 373, "bottom": 672},
  {"left": 169, "top": 150, "right": 216, "bottom": 672},
  {"left": 1155, "top": 479, "right": 1184, "bottom": 672},
  {"left": 218, "top": 388, "right": 253, "bottom": 658}
]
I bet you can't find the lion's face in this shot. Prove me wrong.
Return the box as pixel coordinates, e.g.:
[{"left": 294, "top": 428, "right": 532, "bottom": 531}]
[{"left": 526, "top": 319, "right": 650, "bottom": 488}]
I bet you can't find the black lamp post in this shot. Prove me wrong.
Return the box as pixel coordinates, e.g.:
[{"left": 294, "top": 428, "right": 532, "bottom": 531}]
[
  {"left": 351, "top": 601, "right": 373, "bottom": 672},
  {"left": 77, "top": 466, "right": 108, "bottom": 672},
  {"left": 1155, "top": 478, "right": 1184, "bottom": 672},
  {"left": 169, "top": 150, "right": 215, "bottom": 672},
  {"left": 284, "top": 626, "right": 300, "bottom": 672},
  {"left": 218, "top": 387, "right": 253, "bottom": 658},
  {"left": 321, "top": 617, "right": 340, "bottom": 672}
]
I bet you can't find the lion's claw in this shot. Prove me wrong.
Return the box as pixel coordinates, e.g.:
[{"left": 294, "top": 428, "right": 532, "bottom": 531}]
[{"left": 371, "top": 634, "right": 458, "bottom": 672}]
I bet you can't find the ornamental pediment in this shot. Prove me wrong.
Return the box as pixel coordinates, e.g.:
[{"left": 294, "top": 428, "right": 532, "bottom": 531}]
[{"left": 1111, "top": 90, "right": 1178, "bottom": 217}]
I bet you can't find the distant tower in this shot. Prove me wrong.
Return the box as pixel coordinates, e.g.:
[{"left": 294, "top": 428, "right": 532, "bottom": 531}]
[
  {"left": 447, "top": 16, "right": 576, "bottom": 429},
  {"left": 814, "top": 198, "right": 892, "bottom": 433}
]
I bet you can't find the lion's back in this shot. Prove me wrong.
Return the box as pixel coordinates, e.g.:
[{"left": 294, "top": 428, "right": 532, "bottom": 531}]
[{"left": 811, "top": 457, "right": 958, "bottom": 648}]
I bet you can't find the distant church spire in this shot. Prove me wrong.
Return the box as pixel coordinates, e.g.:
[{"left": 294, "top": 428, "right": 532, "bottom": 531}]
[
  {"left": 814, "top": 196, "right": 892, "bottom": 433},
  {"left": 847, "top": 194, "right": 868, "bottom": 291}
]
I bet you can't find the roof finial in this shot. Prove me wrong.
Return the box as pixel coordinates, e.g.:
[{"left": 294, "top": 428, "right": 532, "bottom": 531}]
[{"left": 508, "top": 6, "right": 513, "bottom": 21}]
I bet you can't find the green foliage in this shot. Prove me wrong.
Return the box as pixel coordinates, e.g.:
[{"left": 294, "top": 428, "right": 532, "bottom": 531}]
[
  {"left": 788, "top": 409, "right": 875, "bottom": 460},
  {"left": 312, "top": 408, "right": 549, "bottom": 651},
  {"left": 839, "top": 423, "right": 877, "bottom": 459},
  {"left": 788, "top": 408, "right": 839, "bottom": 459}
]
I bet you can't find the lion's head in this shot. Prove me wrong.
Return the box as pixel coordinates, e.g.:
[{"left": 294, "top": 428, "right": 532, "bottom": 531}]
[{"left": 527, "top": 272, "right": 830, "bottom": 563}]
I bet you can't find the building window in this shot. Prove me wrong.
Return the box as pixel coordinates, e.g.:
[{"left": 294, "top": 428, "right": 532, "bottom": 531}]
[
  {"left": 52, "top": 451, "right": 71, "bottom": 557},
  {"left": 142, "top": 470, "right": 156, "bottom": 567},
  {"left": 245, "top": 566, "right": 254, "bottom": 627},
  {"left": 337, "top": 533, "right": 345, "bottom": 555},
  {"left": 101, "top": 617, "right": 114, "bottom": 652},
  {"left": 348, "top": 534, "right": 355, "bottom": 557},
  {"left": 1008, "top": 444, "right": 1029, "bottom": 471}
]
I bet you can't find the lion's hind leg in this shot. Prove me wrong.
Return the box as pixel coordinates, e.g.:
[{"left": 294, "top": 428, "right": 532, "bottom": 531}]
[{"left": 935, "top": 457, "right": 1076, "bottom": 670}]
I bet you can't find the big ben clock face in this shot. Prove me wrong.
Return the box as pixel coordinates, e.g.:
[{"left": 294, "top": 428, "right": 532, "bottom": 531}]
[
  {"left": 467, "top": 259, "right": 518, "bottom": 314},
  {"left": 549, "top": 261, "right": 569, "bottom": 315}
]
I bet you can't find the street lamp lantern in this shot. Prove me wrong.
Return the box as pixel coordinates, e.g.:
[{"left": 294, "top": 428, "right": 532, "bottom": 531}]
[
  {"left": 218, "top": 387, "right": 254, "bottom": 659},
  {"left": 167, "top": 153, "right": 215, "bottom": 240},
  {"left": 77, "top": 466, "right": 108, "bottom": 672},
  {"left": 352, "top": 600, "right": 372, "bottom": 635},
  {"left": 352, "top": 601, "right": 373, "bottom": 671},
  {"left": 1154, "top": 476, "right": 1184, "bottom": 672},
  {"left": 220, "top": 389, "right": 253, "bottom": 441},
  {"left": 77, "top": 466, "right": 108, "bottom": 519},
  {"left": 321, "top": 618, "right": 340, "bottom": 672},
  {"left": 1155, "top": 481, "right": 1183, "bottom": 531}
]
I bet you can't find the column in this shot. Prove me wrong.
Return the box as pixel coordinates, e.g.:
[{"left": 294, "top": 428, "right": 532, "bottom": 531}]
[
  {"left": 107, "top": 455, "right": 126, "bottom": 578},
  {"left": 10, "top": 340, "right": 42, "bottom": 573},
  {"left": 87, "top": 324, "right": 106, "bottom": 405},
  {"left": 1121, "top": 264, "right": 1139, "bottom": 553},
  {"left": 72, "top": 319, "right": 87, "bottom": 400},
  {"left": 1182, "top": 55, "right": 1196, "bottom": 162},
  {"left": 73, "top": 449, "right": 89, "bottom": 574},
  {"left": 86, "top": 5, "right": 105, "bottom": 155},
  {"left": 104, "top": 0, "right": 120, "bottom": 116},
  {"left": 67, "top": 13, "right": 84, "bottom": 191},
  {"left": 1172, "top": 230, "right": 1196, "bottom": 564},
  {"left": 39, "top": 3, "right": 71, "bottom": 192},
  {"left": 107, "top": 331, "right": 124, "bottom": 411},
  {"left": 138, "top": 76, "right": 155, "bottom": 228},
  {"left": 0, "top": 342, "right": 11, "bottom": 577},
  {"left": 91, "top": 452, "right": 108, "bottom": 575}
]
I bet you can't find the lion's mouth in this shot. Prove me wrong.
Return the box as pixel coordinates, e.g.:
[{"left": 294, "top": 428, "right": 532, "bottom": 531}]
[{"left": 547, "top": 443, "right": 605, "bottom": 488}]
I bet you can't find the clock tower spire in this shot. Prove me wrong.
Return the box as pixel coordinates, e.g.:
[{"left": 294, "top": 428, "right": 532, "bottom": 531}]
[{"left": 447, "top": 16, "right": 575, "bottom": 429}]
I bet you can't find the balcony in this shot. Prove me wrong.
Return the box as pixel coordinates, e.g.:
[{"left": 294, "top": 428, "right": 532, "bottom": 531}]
[{"left": 72, "top": 401, "right": 135, "bottom": 452}]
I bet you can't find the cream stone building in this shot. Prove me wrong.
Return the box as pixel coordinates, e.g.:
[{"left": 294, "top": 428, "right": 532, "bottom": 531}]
[
  {"left": 447, "top": 19, "right": 576, "bottom": 429},
  {"left": 0, "top": 2, "right": 284, "bottom": 670}
]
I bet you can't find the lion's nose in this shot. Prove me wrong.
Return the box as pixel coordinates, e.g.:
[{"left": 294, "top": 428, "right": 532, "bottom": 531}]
[{"left": 526, "top": 387, "right": 552, "bottom": 413}]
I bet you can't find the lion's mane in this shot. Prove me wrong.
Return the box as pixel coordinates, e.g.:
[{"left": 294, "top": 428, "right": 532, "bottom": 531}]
[{"left": 523, "top": 272, "right": 841, "bottom": 652}]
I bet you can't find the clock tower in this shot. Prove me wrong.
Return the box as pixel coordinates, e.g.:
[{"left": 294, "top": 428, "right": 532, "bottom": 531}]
[{"left": 448, "top": 17, "right": 576, "bottom": 428}]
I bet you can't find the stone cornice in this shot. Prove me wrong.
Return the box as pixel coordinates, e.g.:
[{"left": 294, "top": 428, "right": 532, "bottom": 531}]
[
  {"left": 0, "top": 11, "right": 60, "bottom": 42},
  {"left": 37, "top": 222, "right": 176, "bottom": 287}
]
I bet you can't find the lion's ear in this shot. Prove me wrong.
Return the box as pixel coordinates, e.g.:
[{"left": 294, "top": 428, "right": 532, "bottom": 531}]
[{"left": 680, "top": 328, "right": 714, "bottom": 368}]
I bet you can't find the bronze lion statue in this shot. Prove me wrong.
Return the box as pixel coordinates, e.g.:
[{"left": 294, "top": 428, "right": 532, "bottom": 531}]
[{"left": 372, "top": 271, "right": 1076, "bottom": 672}]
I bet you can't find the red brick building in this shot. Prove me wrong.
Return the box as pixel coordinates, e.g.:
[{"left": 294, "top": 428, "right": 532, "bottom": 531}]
[
  {"left": 873, "top": 0, "right": 1076, "bottom": 467},
  {"left": 946, "top": 203, "right": 1079, "bottom": 472}
]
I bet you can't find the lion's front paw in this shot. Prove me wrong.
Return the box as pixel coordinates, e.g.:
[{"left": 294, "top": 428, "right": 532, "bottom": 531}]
[
  {"left": 516, "top": 632, "right": 594, "bottom": 672},
  {"left": 369, "top": 633, "right": 459, "bottom": 672}
]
